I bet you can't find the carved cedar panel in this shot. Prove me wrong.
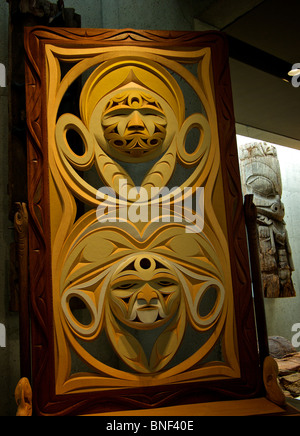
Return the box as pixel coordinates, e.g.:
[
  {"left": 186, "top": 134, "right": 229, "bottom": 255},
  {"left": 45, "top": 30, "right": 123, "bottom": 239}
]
[{"left": 24, "top": 27, "right": 263, "bottom": 416}]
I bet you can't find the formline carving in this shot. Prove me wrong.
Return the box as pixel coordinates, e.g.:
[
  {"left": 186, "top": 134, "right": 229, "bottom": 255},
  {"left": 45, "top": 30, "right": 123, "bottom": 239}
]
[{"left": 24, "top": 27, "right": 264, "bottom": 416}]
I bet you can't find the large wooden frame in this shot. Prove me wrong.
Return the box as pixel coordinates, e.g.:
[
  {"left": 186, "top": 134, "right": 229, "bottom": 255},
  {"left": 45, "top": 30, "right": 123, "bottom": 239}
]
[{"left": 24, "top": 27, "right": 266, "bottom": 416}]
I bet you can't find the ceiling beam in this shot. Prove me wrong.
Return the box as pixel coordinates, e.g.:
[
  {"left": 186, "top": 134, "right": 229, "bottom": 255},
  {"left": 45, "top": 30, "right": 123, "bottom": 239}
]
[
  {"left": 195, "top": 0, "right": 265, "bottom": 30},
  {"left": 227, "top": 35, "right": 291, "bottom": 81}
]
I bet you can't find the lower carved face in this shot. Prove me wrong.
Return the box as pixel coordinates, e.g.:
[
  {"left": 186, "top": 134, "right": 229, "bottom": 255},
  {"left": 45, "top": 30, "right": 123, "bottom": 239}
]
[
  {"left": 108, "top": 255, "right": 181, "bottom": 329},
  {"left": 101, "top": 90, "right": 167, "bottom": 158}
]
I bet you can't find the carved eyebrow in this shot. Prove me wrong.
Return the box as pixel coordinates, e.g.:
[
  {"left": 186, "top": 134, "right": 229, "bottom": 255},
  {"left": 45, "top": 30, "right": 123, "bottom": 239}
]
[
  {"left": 152, "top": 272, "right": 179, "bottom": 282},
  {"left": 102, "top": 106, "right": 166, "bottom": 118},
  {"left": 110, "top": 279, "right": 140, "bottom": 291},
  {"left": 139, "top": 107, "right": 166, "bottom": 116},
  {"left": 110, "top": 275, "right": 142, "bottom": 287}
]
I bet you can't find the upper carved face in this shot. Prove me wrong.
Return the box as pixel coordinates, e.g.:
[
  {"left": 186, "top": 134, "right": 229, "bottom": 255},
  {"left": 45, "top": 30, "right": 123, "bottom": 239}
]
[
  {"left": 239, "top": 143, "right": 285, "bottom": 221},
  {"left": 245, "top": 173, "right": 285, "bottom": 221},
  {"left": 108, "top": 254, "right": 181, "bottom": 330},
  {"left": 101, "top": 90, "right": 167, "bottom": 159}
]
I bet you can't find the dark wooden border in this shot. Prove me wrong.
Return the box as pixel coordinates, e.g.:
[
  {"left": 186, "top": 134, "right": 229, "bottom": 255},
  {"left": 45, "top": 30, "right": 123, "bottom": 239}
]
[{"left": 24, "top": 27, "right": 265, "bottom": 416}]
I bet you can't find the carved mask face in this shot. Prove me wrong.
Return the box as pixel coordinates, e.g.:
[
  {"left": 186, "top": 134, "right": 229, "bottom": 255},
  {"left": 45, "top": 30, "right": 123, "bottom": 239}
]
[
  {"left": 101, "top": 90, "right": 167, "bottom": 158},
  {"left": 240, "top": 143, "right": 285, "bottom": 221},
  {"left": 246, "top": 173, "right": 285, "bottom": 221},
  {"left": 108, "top": 254, "right": 181, "bottom": 330}
]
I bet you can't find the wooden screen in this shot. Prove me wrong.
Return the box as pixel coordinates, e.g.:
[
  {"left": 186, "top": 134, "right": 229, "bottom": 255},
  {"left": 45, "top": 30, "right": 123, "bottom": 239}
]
[{"left": 24, "top": 27, "right": 264, "bottom": 416}]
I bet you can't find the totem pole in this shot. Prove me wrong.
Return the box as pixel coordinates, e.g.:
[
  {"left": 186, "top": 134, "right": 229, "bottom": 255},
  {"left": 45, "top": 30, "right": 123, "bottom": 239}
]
[{"left": 239, "top": 142, "right": 295, "bottom": 298}]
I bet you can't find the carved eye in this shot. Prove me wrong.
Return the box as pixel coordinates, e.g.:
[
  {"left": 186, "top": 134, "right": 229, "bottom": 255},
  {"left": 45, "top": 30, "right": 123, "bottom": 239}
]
[
  {"left": 117, "top": 283, "right": 136, "bottom": 290},
  {"left": 247, "top": 176, "right": 276, "bottom": 197},
  {"left": 157, "top": 281, "right": 175, "bottom": 287}
]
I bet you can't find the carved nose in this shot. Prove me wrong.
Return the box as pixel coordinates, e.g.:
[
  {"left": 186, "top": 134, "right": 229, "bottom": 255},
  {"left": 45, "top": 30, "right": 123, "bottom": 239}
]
[
  {"left": 137, "top": 284, "right": 157, "bottom": 305},
  {"left": 127, "top": 111, "right": 145, "bottom": 131}
]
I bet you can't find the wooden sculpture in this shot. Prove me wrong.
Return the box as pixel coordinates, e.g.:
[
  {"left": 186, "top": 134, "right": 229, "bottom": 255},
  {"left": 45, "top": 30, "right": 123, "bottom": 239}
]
[
  {"left": 50, "top": 39, "right": 235, "bottom": 392},
  {"left": 24, "top": 28, "right": 273, "bottom": 415},
  {"left": 15, "top": 378, "right": 32, "bottom": 416},
  {"left": 239, "top": 142, "right": 296, "bottom": 298}
]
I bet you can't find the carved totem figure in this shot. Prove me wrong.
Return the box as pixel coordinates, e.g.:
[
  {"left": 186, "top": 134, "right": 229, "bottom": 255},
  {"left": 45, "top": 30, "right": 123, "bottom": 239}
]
[{"left": 239, "top": 142, "right": 295, "bottom": 298}]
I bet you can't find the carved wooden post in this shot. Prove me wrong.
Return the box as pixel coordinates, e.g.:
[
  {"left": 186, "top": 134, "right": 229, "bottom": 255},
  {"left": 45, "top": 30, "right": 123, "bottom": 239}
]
[
  {"left": 240, "top": 142, "right": 296, "bottom": 298},
  {"left": 14, "top": 202, "right": 30, "bottom": 379},
  {"left": 244, "top": 194, "right": 269, "bottom": 366}
]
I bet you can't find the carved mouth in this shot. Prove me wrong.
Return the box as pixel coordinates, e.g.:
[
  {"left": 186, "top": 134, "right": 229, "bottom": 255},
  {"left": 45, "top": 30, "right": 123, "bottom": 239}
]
[{"left": 136, "top": 307, "right": 159, "bottom": 324}]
